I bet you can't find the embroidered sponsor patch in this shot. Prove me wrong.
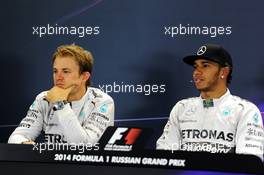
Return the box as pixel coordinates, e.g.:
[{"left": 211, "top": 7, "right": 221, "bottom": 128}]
[{"left": 99, "top": 104, "right": 108, "bottom": 113}]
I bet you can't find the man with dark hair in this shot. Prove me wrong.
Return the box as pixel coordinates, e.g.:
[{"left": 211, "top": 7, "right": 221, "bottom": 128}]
[
  {"left": 156, "top": 44, "right": 264, "bottom": 160},
  {"left": 8, "top": 44, "right": 114, "bottom": 144}
]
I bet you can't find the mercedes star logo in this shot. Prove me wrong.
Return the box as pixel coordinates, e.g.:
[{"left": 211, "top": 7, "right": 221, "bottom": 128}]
[{"left": 197, "top": 46, "right": 207, "bottom": 55}]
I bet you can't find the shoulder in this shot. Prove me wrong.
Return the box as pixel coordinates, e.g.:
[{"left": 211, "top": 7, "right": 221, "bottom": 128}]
[
  {"left": 229, "top": 95, "right": 263, "bottom": 128},
  {"left": 27, "top": 91, "right": 49, "bottom": 111},
  {"left": 229, "top": 94, "right": 260, "bottom": 112},
  {"left": 171, "top": 97, "right": 200, "bottom": 111},
  {"left": 35, "top": 91, "right": 48, "bottom": 99},
  {"left": 174, "top": 97, "right": 200, "bottom": 107},
  {"left": 87, "top": 87, "right": 114, "bottom": 104}
]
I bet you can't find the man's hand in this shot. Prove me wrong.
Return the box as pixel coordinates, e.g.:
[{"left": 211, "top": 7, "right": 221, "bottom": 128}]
[
  {"left": 21, "top": 140, "right": 36, "bottom": 144},
  {"left": 45, "top": 86, "right": 75, "bottom": 103}
]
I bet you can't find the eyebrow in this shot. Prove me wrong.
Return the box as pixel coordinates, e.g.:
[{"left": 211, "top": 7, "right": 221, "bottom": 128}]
[
  {"left": 201, "top": 60, "right": 213, "bottom": 64},
  {"left": 194, "top": 60, "right": 214, "bottom": 65},
  {"left": 53, "top": 68, "right": 72, "bottom": 71}
]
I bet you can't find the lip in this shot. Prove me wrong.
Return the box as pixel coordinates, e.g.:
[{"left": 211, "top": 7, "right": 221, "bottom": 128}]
[
  {"left": 56, "top": 84, "right": 64, "bottom": 88},
  {"left": 193, "top": 77, "right": 204, "bottom": 84}
]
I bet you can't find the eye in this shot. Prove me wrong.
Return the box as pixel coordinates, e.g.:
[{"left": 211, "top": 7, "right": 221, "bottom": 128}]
[
  {"left": 63, "top": 70, "right": 71, "bottom": 74},
  {"left": 53, "top": 69, "right": 57, "bottom": 74},
  {"left": 202, "top": 63, "right": 210, "bottom": 68}
]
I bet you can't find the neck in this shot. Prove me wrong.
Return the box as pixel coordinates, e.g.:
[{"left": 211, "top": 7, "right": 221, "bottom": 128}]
[
  {"left": 200, "top": 86, "right": 227, "bottom": 99},
  {"left": 68, "top": 85, "right": 87, "bottom": 102}
]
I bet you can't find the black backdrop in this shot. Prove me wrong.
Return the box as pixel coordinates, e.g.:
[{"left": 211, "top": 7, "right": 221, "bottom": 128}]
[{"left": 1, "top": 0, "right": 264, "bottom": 150}]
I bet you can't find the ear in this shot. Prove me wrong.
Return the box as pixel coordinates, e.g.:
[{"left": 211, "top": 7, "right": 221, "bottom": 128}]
[
  {"left": 220, "top": 67, "right": 230, "bottom": 78},
  {"left": 81, "top": 72, "right": 90, "bottom": 82}
]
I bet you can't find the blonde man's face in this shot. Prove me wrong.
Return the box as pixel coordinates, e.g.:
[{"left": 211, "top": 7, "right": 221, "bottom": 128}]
[{"left": 53, "top": 56, "right": 86, "bottom": 94}]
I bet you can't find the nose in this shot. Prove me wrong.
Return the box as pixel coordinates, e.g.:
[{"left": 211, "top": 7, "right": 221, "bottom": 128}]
[
  {"left": 193, "top": 67, "right": 202, "bottom": 77},
  {"left": 55, "top": 71, "right": 64, "bottom": 81}
]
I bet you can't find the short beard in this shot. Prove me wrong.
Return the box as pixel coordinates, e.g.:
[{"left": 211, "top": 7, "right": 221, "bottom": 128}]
[{"left": 197, "top": 70, "right": 221, "bottom": 93}]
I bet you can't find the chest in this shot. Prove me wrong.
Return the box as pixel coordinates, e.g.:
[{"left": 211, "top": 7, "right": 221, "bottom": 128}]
[
  {"left": 43, "top": 101, "right": 95, "bottom": 132},
  {"left": 178, "top": 105, "right": 240, "bottom": 132}
]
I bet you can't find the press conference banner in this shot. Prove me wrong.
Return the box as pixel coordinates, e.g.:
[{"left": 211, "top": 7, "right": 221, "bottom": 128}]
[{"left": 0, "top": 144, "right": 263, "bottom": 174}]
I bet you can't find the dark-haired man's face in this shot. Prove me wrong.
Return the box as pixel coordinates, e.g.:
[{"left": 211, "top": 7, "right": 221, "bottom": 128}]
[{"left": 192, "top": 59, "right": 222, "bottom": 92}]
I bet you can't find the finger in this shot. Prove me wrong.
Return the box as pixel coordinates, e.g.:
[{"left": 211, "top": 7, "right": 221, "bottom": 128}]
[
  {"left": 44, "top": 95, "right": 51, "bottom": 102},
  {"left": 49, "top": 86, "right": 57, "bottom": 91},
  {"left": 68, "top": 84, "right": 77, "bottom": 89},
  {"left": 51, "top": 86, "right": 60, "bottom": 91},
  {"left": 22, "top": 141, "right": 35, "bottom": 144},
  {"left": 65, "top": 84, "right": 76, "bottom": 92}
]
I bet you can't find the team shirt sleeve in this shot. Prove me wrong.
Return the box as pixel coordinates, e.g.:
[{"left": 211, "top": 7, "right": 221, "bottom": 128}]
[
  {"left": 235, "top": 103, "right": 264, "bottom": 160},
  {"left": 8, "top": 95, "right": 44, "bottom": 144},
  {"left": 156, "top": 102, "right": 182, "bottom": 150}
]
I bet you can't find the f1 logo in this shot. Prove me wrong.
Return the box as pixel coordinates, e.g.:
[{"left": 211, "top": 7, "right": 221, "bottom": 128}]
[
  {"left": 108, "top": 128, "right": 128, "bottom": 144},
  {"left": 107, "top": 127, "right": 142, "bottom": 145}
]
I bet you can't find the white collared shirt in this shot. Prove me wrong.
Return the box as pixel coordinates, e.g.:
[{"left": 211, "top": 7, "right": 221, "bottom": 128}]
[
  {"left": 157, "top": 89, "right": 264, "bottom": 160},
  {"left": 8, "top": 87, "right": 114, "bottom": 144}
]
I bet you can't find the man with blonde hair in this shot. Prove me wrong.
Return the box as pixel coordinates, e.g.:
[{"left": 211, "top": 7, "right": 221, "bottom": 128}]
[{"left": 8, "top": 44, "right": 114, "bottom": 144}]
